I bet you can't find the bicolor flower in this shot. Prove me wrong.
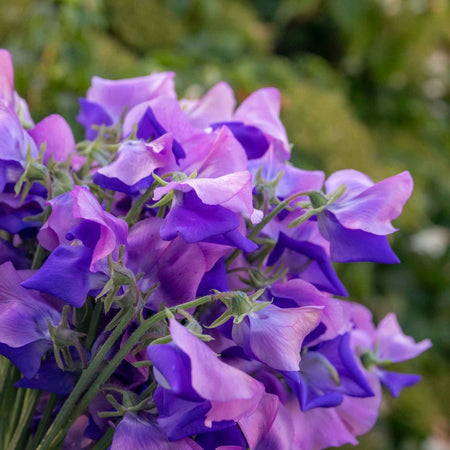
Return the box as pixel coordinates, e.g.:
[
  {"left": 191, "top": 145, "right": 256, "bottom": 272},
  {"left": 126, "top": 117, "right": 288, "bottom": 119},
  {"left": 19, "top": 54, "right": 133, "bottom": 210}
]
[
  {"left": 317, "top": 170, "right": 413, "bottom": 263},
  {"left": 147, "top": 319, "right": 264, "bottom": 431},
  {"left": 93, "top": 134, "right": 177, "bottom": 194},
  {"left": 352, "top": 307, "right": 432, "bottom": 398},
  {"left": 0, "top": 261, "right": 61, "bottom": 378},
  {"left": 77, "top": 71, "right": 176, "bottom": 139}
]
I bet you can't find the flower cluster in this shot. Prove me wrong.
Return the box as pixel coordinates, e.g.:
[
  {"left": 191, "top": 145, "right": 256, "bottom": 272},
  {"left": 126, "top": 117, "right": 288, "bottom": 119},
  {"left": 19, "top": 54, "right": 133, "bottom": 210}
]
[{"left": 0, "top": 49, "right": 431, "bottom": 450}]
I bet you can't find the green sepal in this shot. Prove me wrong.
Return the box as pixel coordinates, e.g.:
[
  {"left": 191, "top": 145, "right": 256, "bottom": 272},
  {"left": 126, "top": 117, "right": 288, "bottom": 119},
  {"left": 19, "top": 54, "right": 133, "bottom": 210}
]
[
  {"left": 150, "top": 191, "right": 173, "bottom": 208},
  {"left": 205, "top": 310, "right": 233, "bottom": 328}
]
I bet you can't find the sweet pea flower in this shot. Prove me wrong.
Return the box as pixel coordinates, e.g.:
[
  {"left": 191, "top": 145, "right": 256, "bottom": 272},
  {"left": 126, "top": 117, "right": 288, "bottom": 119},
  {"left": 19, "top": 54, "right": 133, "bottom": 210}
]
[
  {"left": 238, "top": 392, "right": 294, "bottom": 450},
  {"left": 0, "top": 103, "right": 38, "bottom": 192},
  {"left": 181, "top": 82, "right": 236, "bottom": 130},
  {"left": 318, "top": 170, "right": 413, "bottom": 263},
  {"left": 267, "top": 218, "right": 348, "bottom": 297},
  {"left": 127, "top": 217, "right": 227, "bottom": 308},
  {"left": 77, "top": 71, "right": 176, "bottom": 139},
  {"left": 0, "top": 262, "right": 61, "bottom": 378},
  {"left": 286, "top": 370, "right": 382, "bottom": 450},
  {"left": 183, "top": 84, "right": 291, "bottom": 161},
  {"left": 37, "top": 186, "right": 127, "bottom": 267},
  {"left": 153, "top": 170, "right": 261, "bottom": 252},
  {"left": 282, "top": 332, "right": 374, "bottom": 411},
  {"left": 231, "top": 303, "right": 323, "bottom": 371},
  {"left": 352, "top": 307, "right": 432, "bottom": 398},
  {"left": 93, "top": 134, "right": 177, "bottom": 194},
  {"left": 28, "top": 114, "right": 76, "bottom": 164},
  {"left": 111, "top": 412, "right": 201, "bottom": 450},
  {"left": 22, "top": 186, "right": 126, "bottom": 306},
  {"left": 148, "top": 319, "right": 264, "bottom": 428}
]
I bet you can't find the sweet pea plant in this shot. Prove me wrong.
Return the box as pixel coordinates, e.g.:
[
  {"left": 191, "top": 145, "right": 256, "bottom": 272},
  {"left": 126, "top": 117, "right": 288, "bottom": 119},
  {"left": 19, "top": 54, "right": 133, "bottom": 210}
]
[{"left": 0, "top": 48, "right": 431, "bottom": 450}]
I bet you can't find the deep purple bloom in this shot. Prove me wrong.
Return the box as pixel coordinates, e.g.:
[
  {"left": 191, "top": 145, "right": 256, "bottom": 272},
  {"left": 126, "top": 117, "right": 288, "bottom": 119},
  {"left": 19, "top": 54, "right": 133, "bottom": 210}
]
[
  {"left": 148, "top": 319, "right": 264, "bottom": 425},
  {"left": 77, "top": 72, "right": 176, "bottom": 139},
  {"left": 23, "top": 187, "right": 126, "bottom": 306},
  {"left": 21, "top": 245, "right": 107, "bottom": 307},
  {"left": 210, "top": 121, "right": 269, "bottom": 160},
  {"left": 270, "top": 279, "right": 352, "bottom": 343},
  {"left": 93, "top": 134, "right": 177, "bottom": 193},
  {"left": 352, "top": 308, "right": 432, "bottom": 398},
  {"left": 233, "top": 88, "right": 291, "bottom": 159},
  {"left": 0, "top": 262, "right": 61, "bottom": 377},
  {"left": 128, "top": 217, "right": 227, "bottom": 308},
  {"left": 0, "top": 191, "right": 44, "bottom": 234},
  {"left": 38, "top": 186, "right": 127, "bottom": 269},
  {"left": 267, "top": 223, "right": 347, "bottom": 297},
  {"left": 154, "top": 170, "right": 261, "bottom": 251},
  {"left": 283, "top": 332, "right": 374, "bottom": 411},
  {"left": 232, "top": 304, "right": 323, "bottom": 371},
  {"left": 286, "top": 371, "right": 382, "bottom": 450},
  {"left": 111, "top": 412, "right": 201, "bottom": 449},
  {"left": 123, "top": 96, "right": 201, "bottom": 158},
  {"left": 318, "top": 170, "right": 413, "bottom": 263}
]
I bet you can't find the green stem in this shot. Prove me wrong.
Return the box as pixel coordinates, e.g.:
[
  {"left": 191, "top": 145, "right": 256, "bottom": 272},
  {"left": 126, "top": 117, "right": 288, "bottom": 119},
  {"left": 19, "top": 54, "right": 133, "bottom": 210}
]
[
  {"left": 85, "top": 300, "right": 104, "bottom": 350},
  {"left": 7, "top": 389, "right": 41, "bottom": 450},
  {"left": 36, "top": 308, "right": 135, "bottom": 450},
  {"left": 5, "top": 387, "right": 25, "bottom": 445},
  {"left": 125, "top": 185, "right": 155, "bottom": 226},
  {"left": 38, "top": 295, "right": 214, "bottom": 448},
  {"left": 31, "top": 244, "right": 45, "bottom": 270}
]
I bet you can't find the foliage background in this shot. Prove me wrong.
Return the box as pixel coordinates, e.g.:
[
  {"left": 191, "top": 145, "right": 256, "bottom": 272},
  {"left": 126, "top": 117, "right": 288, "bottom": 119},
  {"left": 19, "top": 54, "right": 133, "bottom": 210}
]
[{"left": 0, "top": 0, "right": 448, "bottom": 448}]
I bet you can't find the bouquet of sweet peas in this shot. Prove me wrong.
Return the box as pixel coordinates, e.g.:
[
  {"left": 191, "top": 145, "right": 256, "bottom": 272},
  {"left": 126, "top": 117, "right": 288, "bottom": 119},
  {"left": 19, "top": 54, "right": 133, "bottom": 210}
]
[{"left": 0, "top": 48, "right": 431, "bottom": 450}]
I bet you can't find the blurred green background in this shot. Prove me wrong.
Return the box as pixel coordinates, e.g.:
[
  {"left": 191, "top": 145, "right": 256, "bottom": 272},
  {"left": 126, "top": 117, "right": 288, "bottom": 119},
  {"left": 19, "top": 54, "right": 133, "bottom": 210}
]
[{"left": 1, "top": 0, "right": 449, "bottom": 448}]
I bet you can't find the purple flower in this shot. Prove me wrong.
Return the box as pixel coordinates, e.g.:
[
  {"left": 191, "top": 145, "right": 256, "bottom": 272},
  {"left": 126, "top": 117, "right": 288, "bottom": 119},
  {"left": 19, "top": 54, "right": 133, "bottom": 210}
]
[
  {"left": 283, "top": 332, "right": 374, "bottom": 411},
  {"left": 238, "top": 392, "right": 294, "bottom": 450},
  {"left": 0, "top": 191, "right": 45, "bottom": 234},
  {"left": 353, "top": 309, "right": 432, "bottom": 397},
  {"left": 111, "top": 412, "right": 200, "bottom": 450},
  {"left": 38, "top": 186, "right": 127, "bottom": 268},
  {"left": 93, "top": 134, "right": 177, "bottom": 193},
  {"left": 28, "top": 114, "right": 76, "bottom": 163},
  {"left": 122, "top": 96, "right": 200, "bottom": 153},
  {"left": 148, "top": 319, "right": 264, "bottom": 425},
  {"left": 232, "top": 303, "right": 323, "bottom": 371},
  {"left": 286, "top": 371, "right": 381, "bottom": 450},
  {"left": 21, "top": 245, "right": 108, "bottom": 307},
  {"left": 270, "top": 279, "right": 352, "bottom": 343},
  {"left": 153, "top": 170, "right": 261, "bottom": 251},
  {"left": 77, "top": 72, "right": 176, "bottom": 139},
  {"left": 0, "top": 103, "right": 38, "bottom": 192},
  {"left": 318, "top": 170, "right": 413, "bottom": 263},
  {"left": 267, "top": 220, "right": 347, "bottom": 297},
  {"left": 0, "top": 261, "right": 61, "bottom": 377},
  {"left": 233, "top": 88, "right": 290, "bottom": 159},
  {"left": 182, "top": 82, "right": 236, "bottom": 130},
  {"left": 23, "top": 187, "right": 126, "bottom": 306},
  {"left": 128, "top": 218, "right": 226, "bottom": 308}
]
